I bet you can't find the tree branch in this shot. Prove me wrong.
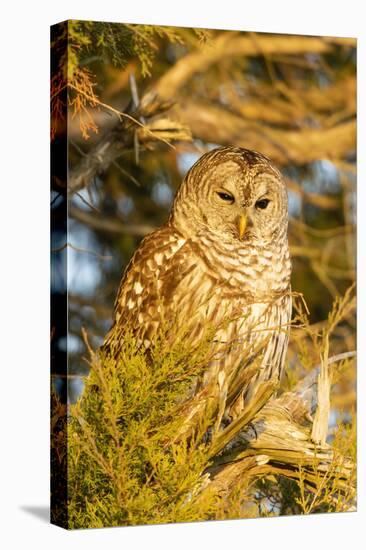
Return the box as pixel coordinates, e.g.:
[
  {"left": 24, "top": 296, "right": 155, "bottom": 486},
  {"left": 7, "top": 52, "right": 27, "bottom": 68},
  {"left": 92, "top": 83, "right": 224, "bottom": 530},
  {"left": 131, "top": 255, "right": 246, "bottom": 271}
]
[
  {"left": 69, "top": 206, "right": 156, "bottom": 237},
  {"left": 68, "top": 33, "right": 354, "bottom": 194},
  {"left": 139, "top": 34, "right": 333, "bottom": 114},
  {"left": 203, "top": 389, "right": 354, "bottom": 501},
  {"left": 177, "top": 101, "right": 356, "bottom": 165}
]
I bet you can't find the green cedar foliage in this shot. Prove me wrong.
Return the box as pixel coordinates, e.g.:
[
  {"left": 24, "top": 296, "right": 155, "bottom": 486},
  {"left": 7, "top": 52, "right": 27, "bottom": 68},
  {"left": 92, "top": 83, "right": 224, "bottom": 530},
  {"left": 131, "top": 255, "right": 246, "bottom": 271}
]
[{"left": 67, "top": 329, "right": 236, "bottom": 528}]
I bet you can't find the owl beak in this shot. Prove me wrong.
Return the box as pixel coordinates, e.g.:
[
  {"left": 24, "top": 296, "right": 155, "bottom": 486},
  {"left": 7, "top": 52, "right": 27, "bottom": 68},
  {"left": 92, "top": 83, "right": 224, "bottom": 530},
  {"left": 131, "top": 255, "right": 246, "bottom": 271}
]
[{"left": 238, "top": 214, "right": 247, "bottom": 240}]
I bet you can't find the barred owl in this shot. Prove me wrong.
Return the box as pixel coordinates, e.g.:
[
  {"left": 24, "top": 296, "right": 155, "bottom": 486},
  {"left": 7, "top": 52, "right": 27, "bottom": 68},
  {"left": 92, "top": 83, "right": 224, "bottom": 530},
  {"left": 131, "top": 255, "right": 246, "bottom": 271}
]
[{"left": 103, "top": 146, "right": 292, "bottom": 421}]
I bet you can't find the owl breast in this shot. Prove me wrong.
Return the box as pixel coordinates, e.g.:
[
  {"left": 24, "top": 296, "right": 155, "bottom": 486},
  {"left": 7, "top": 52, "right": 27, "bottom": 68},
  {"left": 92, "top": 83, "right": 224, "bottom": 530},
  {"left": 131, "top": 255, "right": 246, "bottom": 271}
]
[
  {"left": 103, "top": 224, "right": 292, "bottom": 417},
  {"left": 170, "top": 255, "right": 292, "bottom": 413}
]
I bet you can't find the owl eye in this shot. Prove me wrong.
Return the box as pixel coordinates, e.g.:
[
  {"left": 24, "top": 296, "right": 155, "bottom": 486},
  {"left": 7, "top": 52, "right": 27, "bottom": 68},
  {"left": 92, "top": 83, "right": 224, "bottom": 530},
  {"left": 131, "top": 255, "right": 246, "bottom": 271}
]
[
  {"left": 255, "top": 198, "right": 270, "bottom": 210},
  {"left": 217, "top": 191, "right": 235, "bottom": 204}
]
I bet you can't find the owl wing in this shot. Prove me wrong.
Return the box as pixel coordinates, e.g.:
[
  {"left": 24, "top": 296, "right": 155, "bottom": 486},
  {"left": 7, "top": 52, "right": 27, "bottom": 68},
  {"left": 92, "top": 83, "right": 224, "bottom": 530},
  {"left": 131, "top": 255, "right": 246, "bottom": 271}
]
[
  {"left": 102, "top": 224, "right": 200, "bottom": 352},
  {"left": 240, "top": 292, "right": 292, "bottom": 403}
]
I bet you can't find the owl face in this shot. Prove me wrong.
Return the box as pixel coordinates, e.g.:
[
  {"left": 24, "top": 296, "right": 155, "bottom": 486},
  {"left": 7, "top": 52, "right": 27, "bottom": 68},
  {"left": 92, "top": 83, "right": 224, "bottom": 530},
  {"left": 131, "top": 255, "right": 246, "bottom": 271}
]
[{"left": 172, "top": 147, "right": 288, "bottom": 244}]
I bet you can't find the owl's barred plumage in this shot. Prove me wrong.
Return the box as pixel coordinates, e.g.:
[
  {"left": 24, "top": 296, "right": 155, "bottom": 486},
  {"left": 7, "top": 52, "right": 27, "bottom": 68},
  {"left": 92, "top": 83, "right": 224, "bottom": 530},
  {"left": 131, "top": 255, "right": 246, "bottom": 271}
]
[{"left": 103, "top": 146, "right": 292, "bottom": 420}]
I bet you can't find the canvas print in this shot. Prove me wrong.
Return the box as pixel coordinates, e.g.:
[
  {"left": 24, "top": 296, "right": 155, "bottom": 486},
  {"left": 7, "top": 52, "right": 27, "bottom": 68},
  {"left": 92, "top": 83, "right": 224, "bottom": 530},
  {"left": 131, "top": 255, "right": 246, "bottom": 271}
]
[{"left": 51, "top": 20, "right": 356, "bottom": 529}]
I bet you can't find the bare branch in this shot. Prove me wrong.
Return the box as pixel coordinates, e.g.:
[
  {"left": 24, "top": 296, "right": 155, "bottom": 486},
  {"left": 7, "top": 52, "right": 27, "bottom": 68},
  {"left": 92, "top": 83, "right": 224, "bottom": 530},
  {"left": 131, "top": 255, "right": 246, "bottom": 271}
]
[
  {"left": 177, "top": 101, "right": 356, "bottom": 165},
  {"left": 203, "top": 388, "right": 354, "bottom": 499},
  {"left": 68, "top": 115, "right": 191, "bottom": 193},
  {"left": 69, "top": 206, "right": 156, "bottom": 237},
  {"left": 140, "top": 34, "right": 333, "bottom": 114},
  {"left": 311, "top": 340, "right": 331, "bottom": 446},
  {"left": 51, "top": 241, "right": 112, "bottom": 261}
]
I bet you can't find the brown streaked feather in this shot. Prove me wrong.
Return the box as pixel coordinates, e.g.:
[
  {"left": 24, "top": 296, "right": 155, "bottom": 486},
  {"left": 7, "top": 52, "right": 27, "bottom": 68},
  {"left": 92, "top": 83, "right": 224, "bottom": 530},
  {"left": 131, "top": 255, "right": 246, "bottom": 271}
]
[{"left": 102, "top": 146, "right": 292, "bottom": 423}]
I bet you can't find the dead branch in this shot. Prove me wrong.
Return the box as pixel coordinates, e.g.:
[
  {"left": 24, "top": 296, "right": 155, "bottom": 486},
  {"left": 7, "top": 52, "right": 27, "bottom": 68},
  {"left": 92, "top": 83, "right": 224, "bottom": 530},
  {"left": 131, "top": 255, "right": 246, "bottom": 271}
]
[
  {"left": 177, "top": 101, "right": 356, "bottom": 165},
  {"left": 69, "top": 126, "right": 131, "bottom": 194},
  {"left": 139, "top": 34, "right": 333, "bottom": 114},
  {"left": 51, "top": 241, "right": 112, "bottom": 260},
  {"left": 199, "top": 314, "right": 356, "bottom": 500},
  {"left": 68, "top": 114, "right": 191, "bottom": 193},
  {"left": 69, "top": 206, "right": 156, "bottom": 237},
  {"left": 203, "top": 388, "right": 354, "bottom": 501},
  {"left": 311, "top": 344, "right": 331, "bottom": 446}
]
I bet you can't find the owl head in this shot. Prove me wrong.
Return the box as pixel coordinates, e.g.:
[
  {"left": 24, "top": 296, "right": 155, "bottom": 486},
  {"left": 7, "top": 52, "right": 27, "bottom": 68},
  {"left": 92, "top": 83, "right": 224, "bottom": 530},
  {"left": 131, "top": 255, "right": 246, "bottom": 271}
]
[{"left": 171, "top": 147, "right": 288, "bottom": 245}]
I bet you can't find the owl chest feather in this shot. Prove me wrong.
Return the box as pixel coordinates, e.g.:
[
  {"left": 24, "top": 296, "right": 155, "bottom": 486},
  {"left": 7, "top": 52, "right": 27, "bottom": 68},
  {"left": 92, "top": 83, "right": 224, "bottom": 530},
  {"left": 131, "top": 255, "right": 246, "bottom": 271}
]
[
  {"left": 107, "top": 228, "right": 291, "bottom": 367},
  {"left": 168, "top": 249, "right": 292, "bottom": 412},
  {"left": 169, "top": 232, "right": 292, "bottom": 395},
  {"left": 174, "top": 261, "right": 291, "bottom": 346},
  {"left": 172, "top": 233, "right": 291, "bottom": 318}
]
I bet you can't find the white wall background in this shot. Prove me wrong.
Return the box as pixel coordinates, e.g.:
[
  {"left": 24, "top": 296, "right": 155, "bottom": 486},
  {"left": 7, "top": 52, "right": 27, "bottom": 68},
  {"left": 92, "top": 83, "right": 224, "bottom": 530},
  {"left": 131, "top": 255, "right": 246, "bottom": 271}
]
[{"left": 0, "top": 1, "right": 364, "bottom": 548}]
